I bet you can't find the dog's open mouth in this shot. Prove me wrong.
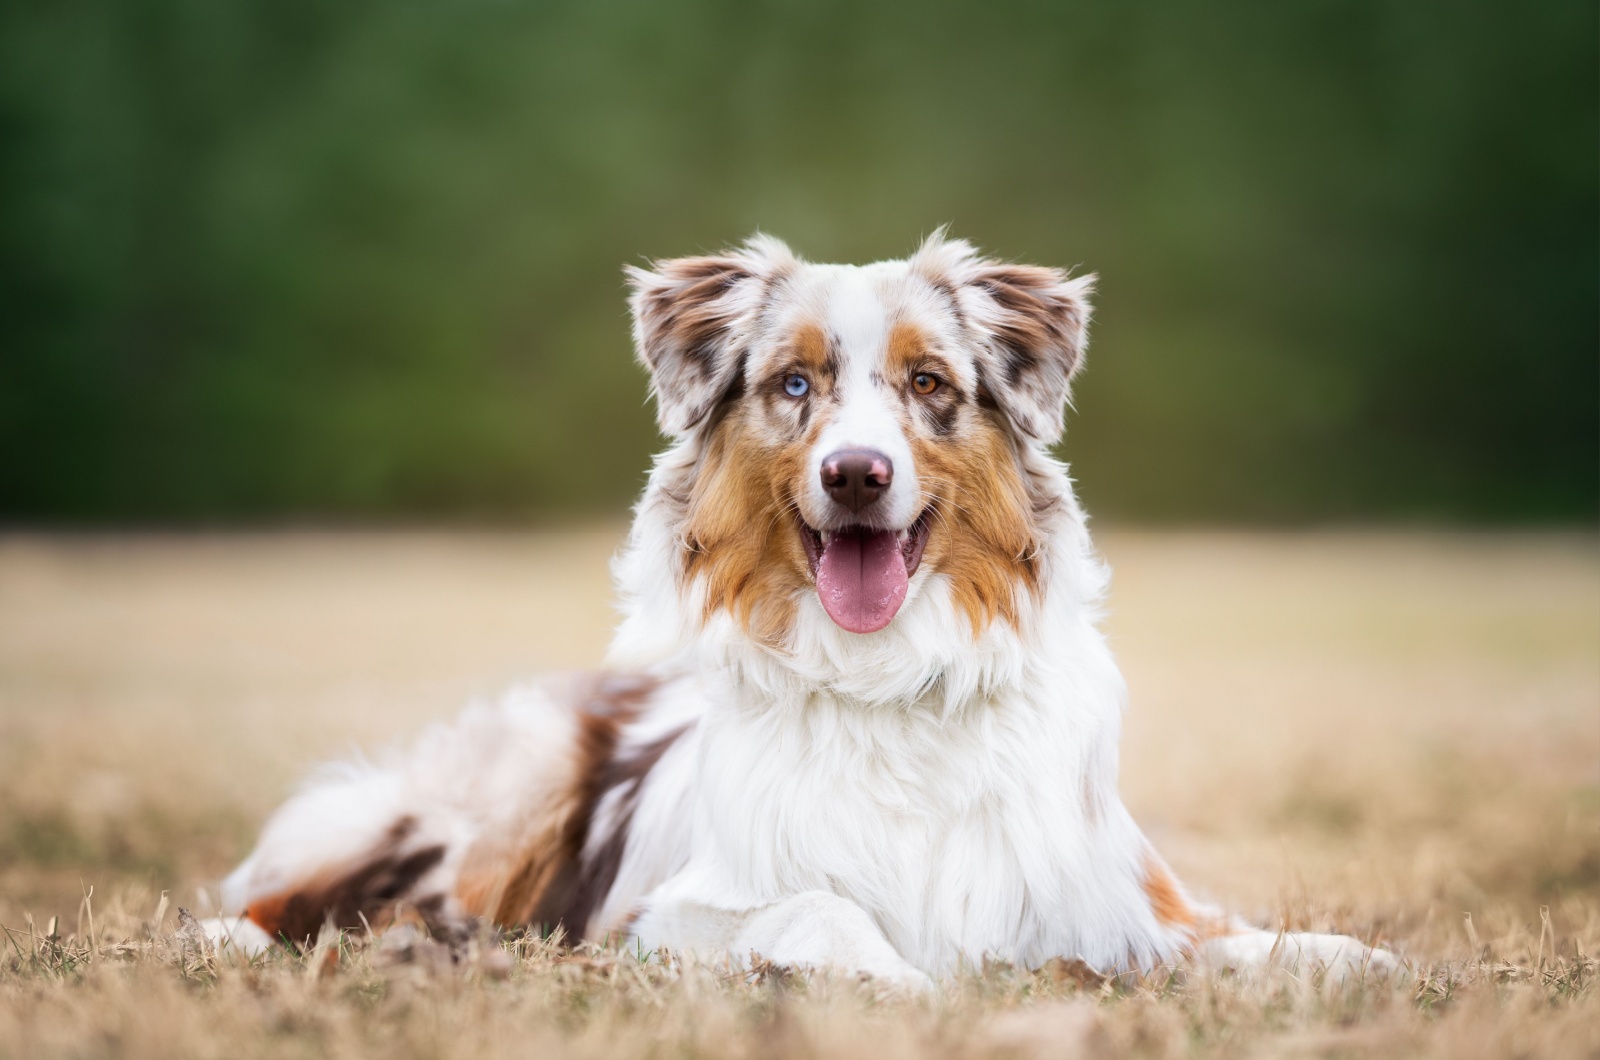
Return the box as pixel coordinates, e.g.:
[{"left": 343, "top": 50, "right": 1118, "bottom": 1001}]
[{"left": 799, "top": 512, "right": 931, "bottom": 634}]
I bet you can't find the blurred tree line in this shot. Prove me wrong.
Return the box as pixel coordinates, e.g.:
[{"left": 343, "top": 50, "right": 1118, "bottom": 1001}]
[{"left": 2, "top": 0, "right": 1594, "bottom": 523}]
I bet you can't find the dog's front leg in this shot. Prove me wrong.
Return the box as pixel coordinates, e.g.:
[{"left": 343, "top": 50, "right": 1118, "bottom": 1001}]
[{"left": 629, "top": 887, "right": 933, "bottom": 991}]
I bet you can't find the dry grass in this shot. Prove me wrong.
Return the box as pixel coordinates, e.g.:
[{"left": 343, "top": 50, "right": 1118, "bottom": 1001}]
[{"left": 0, "top": 528, "right": 1595, "bottom": 1059}]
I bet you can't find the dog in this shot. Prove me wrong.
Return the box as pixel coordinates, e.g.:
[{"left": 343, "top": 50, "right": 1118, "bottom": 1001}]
[{"left": 204, "top": 233, "right": 1394, "bottom": 988}]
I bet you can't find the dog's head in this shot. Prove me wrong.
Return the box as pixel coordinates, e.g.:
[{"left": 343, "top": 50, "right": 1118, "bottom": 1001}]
[{"left": 627, "top": 232, "right": 1093, "bottom": 649}]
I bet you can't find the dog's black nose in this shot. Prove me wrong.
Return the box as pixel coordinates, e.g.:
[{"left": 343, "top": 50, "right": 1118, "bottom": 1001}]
[{"left": 820, "top": 449, "right": 893, "bottom": 512}]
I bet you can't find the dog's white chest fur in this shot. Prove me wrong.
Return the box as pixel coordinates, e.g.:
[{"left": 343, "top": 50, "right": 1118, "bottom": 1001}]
[{"left": 661, "top": 641, "right": 1168, "bottom": 974}]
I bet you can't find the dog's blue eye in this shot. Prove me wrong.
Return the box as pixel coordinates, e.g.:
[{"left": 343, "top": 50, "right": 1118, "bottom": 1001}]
[{"left": 784, "top": 375, "right": 809, "bottom": 398}]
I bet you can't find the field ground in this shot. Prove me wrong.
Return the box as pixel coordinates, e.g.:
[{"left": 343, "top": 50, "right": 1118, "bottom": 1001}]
[{"left": 0, "top": 529, "right": 1595, "bottom": 1058}]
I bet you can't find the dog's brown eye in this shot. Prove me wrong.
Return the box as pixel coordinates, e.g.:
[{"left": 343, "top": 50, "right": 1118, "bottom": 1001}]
[{"left": 912, "top": 373, "right": 939, "bottom": 396}]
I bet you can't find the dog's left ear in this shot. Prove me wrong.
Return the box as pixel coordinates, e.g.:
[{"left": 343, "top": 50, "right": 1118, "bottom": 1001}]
[
  {"left": 627, "top": 236, "right": 795, "bottom": 437},
  {"left": 915, "top": 235, "right": 1095, "bottom": 445},
  {"left": 963, "top": 263, "right": 1095, "bottom": 446}
]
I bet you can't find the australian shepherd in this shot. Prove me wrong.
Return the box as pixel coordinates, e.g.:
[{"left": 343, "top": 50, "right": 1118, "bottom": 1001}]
[{"left": 205, "top": 233, "right": 1393, "bottom": 988}]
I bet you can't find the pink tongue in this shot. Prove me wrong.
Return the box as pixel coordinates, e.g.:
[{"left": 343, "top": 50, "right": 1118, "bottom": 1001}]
[{"left": 815, "top": 528, "right": 908, "bottom": 634}]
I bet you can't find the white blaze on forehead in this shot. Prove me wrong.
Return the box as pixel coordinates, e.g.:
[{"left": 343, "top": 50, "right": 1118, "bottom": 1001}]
[{"left": 803, "top": 263, "right": 922, "bottom": 530}]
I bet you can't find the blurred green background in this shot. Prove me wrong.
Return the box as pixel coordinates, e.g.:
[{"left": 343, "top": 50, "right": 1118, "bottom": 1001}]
[{"left": 2, "top": 0, "right": 1594, "bottom": 524}]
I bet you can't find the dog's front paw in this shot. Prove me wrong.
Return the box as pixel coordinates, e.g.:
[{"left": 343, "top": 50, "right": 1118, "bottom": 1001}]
[
  {"left": 870, "top": 960, "right": 937, "bottom": 997},
  {"left": 768, "top": 949, "right": 935, "bottom": 998},
  {"left": 1194, "top": 930, "right": 1400, "bottom": 982},
  {"left": 846, "top": 959, "right": 935, "bottom": 1001},
  {"left": 196, "top": 914, "right": 277, "bottom": 957},
  {"left": 1285, "top": 932, "right": 1400, "bottom": 981}
]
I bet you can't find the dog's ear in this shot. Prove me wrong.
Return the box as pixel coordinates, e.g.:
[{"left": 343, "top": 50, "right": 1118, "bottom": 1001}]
[
  {"left": 966, "top": 263, "right": 1095, "bottom": 445},
  {"left": 914, "top": 234, "right": 1095, "bottom": 446},
  {"left": 627, "top": 236, "right": 795, "bottom": 437}
]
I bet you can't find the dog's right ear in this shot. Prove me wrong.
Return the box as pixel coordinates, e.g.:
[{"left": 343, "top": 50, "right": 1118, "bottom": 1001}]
[{"left": 627, "top": 236, "right": 795, "bottom": 437}]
